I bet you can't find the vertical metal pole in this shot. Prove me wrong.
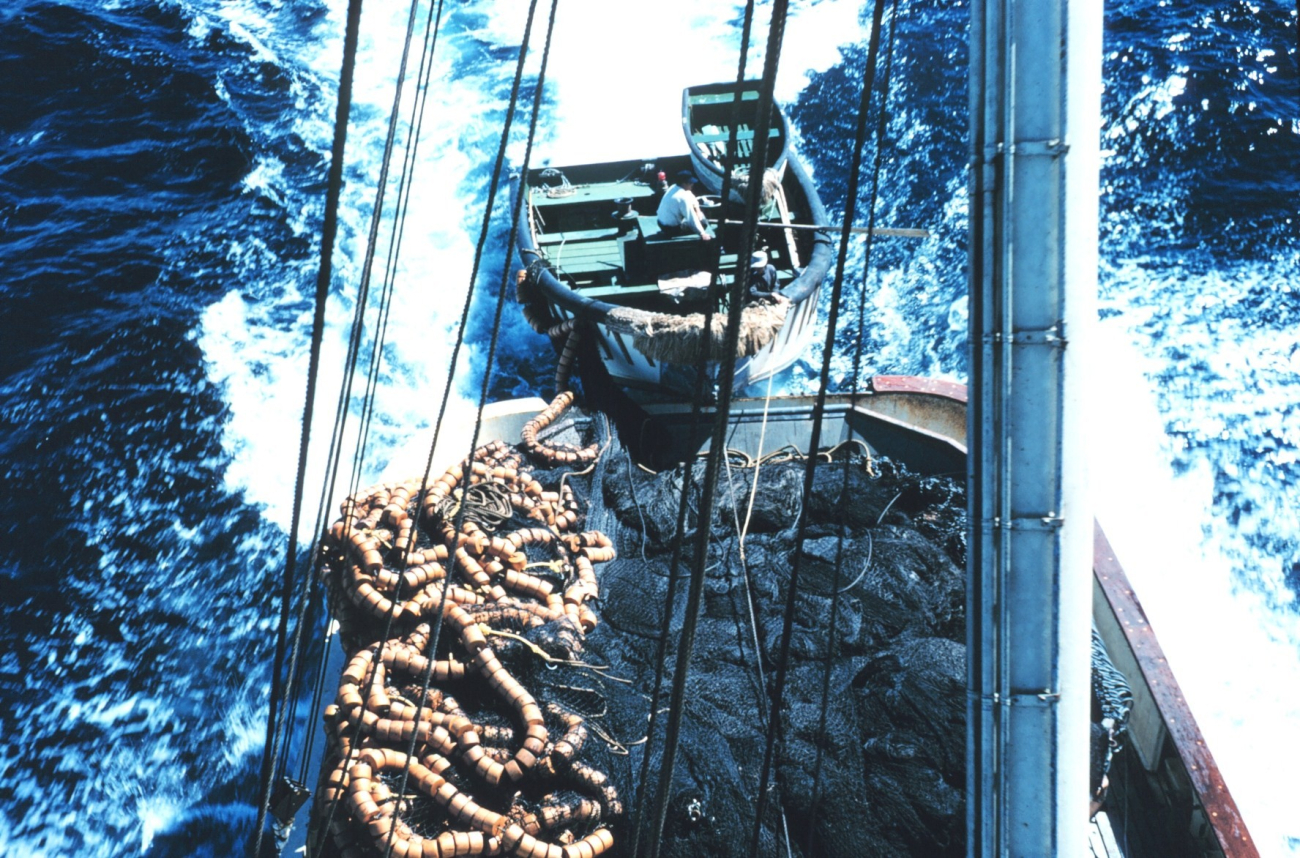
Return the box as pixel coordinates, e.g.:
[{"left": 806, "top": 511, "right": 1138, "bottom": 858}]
[{"left": 967, "top": 0, "right": 1101, "bottom": 855}]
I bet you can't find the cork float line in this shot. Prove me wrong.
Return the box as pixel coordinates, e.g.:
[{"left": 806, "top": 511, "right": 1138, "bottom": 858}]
[{"left": 310, "top": 396, "right": 619, "bottom": 858}]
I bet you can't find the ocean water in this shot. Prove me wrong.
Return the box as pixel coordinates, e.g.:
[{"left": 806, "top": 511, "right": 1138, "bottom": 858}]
[{"left": 0, "top": 0, "right": 1296, "bottom": 855}]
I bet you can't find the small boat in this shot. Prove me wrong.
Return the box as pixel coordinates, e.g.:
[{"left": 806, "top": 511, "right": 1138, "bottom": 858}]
[
  {"left": 512, "top": 83, "right": 831, "bottom": 397},
  {"left": 681, "top": 80, "right": 790, "bottom": 200}
]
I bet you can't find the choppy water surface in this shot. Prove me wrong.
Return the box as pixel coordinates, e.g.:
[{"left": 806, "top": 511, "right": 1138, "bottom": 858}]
[{"left": 0, "top": 0, "right": 1296, "bottom": 854}]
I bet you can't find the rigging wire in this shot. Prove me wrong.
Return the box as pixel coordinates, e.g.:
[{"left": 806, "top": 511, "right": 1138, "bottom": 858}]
[
  {"left": 378, "top": 2, "right": 560, "bottom": 854},
  {"left": 312, "top": 0, "right": 546, "bottom": 845},
  {"left": 261, "top": 0, "right": 441, "bottom": 805},
  {"left": 802, "top": 2, "right": 900, "bottom": 849},
  {"left": 746, "top": 0, "right": 894, "bottom": 852},
  {"left": 719, "top": 394, "right": 778, "bottom": 725},
  {"left": 644, "top": 5, "right": 793, "bottom": 858},
  {"left": 294, "top": 0, "right": 449, "bottom": 791},
  {"left": 279, "top": 0, "right": 433, "bottom": 791},
  {"left": 626, "top": 2, "right": 761, "bottom": 854},
  {"left": 348, "top": 0, "right": 450, "bottom": 514},
  {"left": 250, "top": 0, "right": 366, "bottom": 852},
  {"left": 281, "top": 0, "right": 450, "bottom": 843}
]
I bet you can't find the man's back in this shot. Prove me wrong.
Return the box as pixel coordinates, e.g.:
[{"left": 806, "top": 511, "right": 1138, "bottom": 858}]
[{"left": 656, "top": 183, "right": 695, "bottom": 228}]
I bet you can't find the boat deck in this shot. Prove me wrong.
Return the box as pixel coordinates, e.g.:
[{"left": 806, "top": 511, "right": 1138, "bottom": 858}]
[
  {"left": 1090, "top": 811, "right": 1127, "bottom": 858},
  {"left": 526, "top": 174, "right": 800, "bottom": 310}
]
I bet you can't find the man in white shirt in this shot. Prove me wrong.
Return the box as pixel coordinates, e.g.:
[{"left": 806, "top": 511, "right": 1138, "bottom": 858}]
[{"left": 655, "top": 171, "right": 712, "bottom": 240}]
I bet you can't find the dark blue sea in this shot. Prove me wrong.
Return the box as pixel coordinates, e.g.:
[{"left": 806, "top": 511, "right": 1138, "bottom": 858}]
[{"left": 1, "top": 0, "right": 1296, "bottom": 855}]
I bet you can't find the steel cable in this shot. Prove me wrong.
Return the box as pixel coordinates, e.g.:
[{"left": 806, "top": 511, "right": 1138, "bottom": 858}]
[
  {"left": 290, "top": 0, "right": 450, "bottom": 795},
  {"left": 803, "top": 1, "right": 900, "bottom": 850},
  {"left": 380, "top": 2, "right": 559, "bottom": 854},
  {"left": 746, "top": 0, "right": 893, "bottom": 852},
  {"left": 312, "top": 0, "right": 543, "bottom": 845},
  {"left": 624, "top": 0, "right": 761, "bottom": 846},
  {"left": 645, "top": 5, "right": 792, "bottom": 858},
  {"left": 251, "top": 0, "right": 368, "bottom": 852}
]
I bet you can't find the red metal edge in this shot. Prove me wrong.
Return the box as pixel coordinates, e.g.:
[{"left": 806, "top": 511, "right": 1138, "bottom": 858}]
[
  {"left": 1092, "top": 522, "right": 1259, "bottom": 858},
  {"left": 870, "top": 374, "right": 969, "bottom": 403}
]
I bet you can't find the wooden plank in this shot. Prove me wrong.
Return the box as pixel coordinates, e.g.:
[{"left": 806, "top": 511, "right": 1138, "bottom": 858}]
[
  {"left": 551, "top": 259, "right": 622, "bottom": 276},
  {"left": 692, "top": 127, "right": 781, "bottom": 144},
  {"left": 688, "top": 90, "right": 759, "bottom": 106},
  {"left": 537, "top": 227, "right": 621, "bottom": 245},
  {"left": 577, "top": 283, "right": 661, "bottom": 299},
  {"left": 545, "top": 238, "right": 623, "bottom": 259},
  {"left": 531, "top": 181, "right": 653, "bottom": 208},
  {"left": 1092, "top": 575, "right": 1168, "bottom": 771},
  {"left": 1094, "top": 811, "right": 1124, "bottom": 858},
  {"left": 1092, "top": 525, "right": 1260, "bottom": 858},
  {"left": 547, "top": 246, "right": 616, "bottom": 262}
]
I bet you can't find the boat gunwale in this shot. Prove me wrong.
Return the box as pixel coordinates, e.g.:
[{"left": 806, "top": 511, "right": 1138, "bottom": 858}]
[
  {"left": 1091, "top": 526, "right": 1259, "bottom": 858},
  {"left": 870, "top": 376, "right": 1257, "bottom": 858}
]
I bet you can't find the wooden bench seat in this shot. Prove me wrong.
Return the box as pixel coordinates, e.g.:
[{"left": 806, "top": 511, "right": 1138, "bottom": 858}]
[
  {"left": 543, "top": 237, "right": 625, "bottom": 276},
  {"left": 577, "top": 282, "right": 662, "bottom": 300},
  {"left": 691, "top": 127, "right": 781, "bottom": 145},
  {"left": 688, "top": 91, "right": 759, "bottom": 106},
  {"left": 537, "top": 227, "right": 621, "bottom": 245},
  {"left": 529, "top": 181, "right": 653, "bottom": 208}
]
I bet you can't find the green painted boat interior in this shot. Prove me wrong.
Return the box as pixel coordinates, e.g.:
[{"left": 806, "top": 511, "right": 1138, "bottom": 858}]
[
  {"left": 524, "top": 155, "right": 813, "bottom": 314},
  {"left": 685, "top": 83, "right": 784, "bottom": 170}
]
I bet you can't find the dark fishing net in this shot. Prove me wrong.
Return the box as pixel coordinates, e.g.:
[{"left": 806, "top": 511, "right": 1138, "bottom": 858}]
[{"left": 582, "top": 446, "right": 970, "bottom": 857}]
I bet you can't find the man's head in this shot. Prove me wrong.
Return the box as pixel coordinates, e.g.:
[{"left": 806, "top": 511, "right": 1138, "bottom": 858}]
[
  {"left": 675, "top": 170, "right": 697, "bottom": 188},
  {"left": 750, "top": 250, "right": 769, "bottom": 269}
]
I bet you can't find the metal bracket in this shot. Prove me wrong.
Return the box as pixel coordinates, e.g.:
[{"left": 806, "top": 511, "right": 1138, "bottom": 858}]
[
  {"left": 986, "top": 515, "right": 1065, "bottom": 531},
  {"left": 974, "top": 689, "right": 1062, "bottom": 707},
  {"left": 1010, "top": 138, "right": 1070, "bottom": 158},
  {"left": 976, "top": 140, "right": 1069, "bottom": 163},
  {"left": 981, "top": 325, "right": 1067, "bottom": 347},
  {"left": 1006, "top": 689, "right": 1062, "bottom": 707}
]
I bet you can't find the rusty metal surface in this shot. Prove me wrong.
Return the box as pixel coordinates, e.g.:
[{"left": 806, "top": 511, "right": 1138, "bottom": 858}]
[
  {"left": 848, "top": 403, "right": 966, "bottom": 477},
  {"left": 870, "top": 374, "right": 969, "bottom": 403},
  {"left": 1092, "top": 524, "right": 1260, "bottom": 858},
  {"left": 863, "top": 377, "right": 968, "bottom": 447}
]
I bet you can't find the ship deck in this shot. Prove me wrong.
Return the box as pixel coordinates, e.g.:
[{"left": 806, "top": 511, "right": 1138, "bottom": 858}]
[{"left": 1090, "top": 811, "right": 1127, "bottom": 858}]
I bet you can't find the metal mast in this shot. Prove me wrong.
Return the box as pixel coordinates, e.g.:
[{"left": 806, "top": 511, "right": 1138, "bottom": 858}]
[{"left": 967, "top": 0, "right": 1102, "bottom": 854}]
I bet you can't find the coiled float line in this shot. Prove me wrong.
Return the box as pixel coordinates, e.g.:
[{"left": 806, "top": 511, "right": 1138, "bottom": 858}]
[
  {"left": 311, "top": 395, "right": 619, "bottom": 858},
  {"left": 515, "top": 270, "right": 584, "bottom": 396},
  {"left": 521, "top": 392, "right": 600, "bottom": 468}
]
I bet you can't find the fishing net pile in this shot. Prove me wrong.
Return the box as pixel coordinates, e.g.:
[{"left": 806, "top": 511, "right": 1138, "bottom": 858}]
[
  {"left": 310, "top": 393, "right": 623, "bottom": 858},
  {"left": 307, "top": 390, "right": 1133, "bottom": 857},
  {"left": 586, "top": 446, "right": 970, "bottom": 858},
  {"left": 308, "top": 394, "right": 975, "bottom": 857}
]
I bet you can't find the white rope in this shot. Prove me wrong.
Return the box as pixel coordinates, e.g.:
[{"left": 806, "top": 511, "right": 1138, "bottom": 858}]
[
  {"left": 738, "top": 370, "right": 778, "bottom": 563},
  {"left": 717, "top": 372, "right": 790, "bottom": 853}
]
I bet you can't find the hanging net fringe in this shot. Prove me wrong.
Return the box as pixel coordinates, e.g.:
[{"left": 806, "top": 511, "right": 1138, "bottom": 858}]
[{"left": 605, "top": 300, "right": 789, "bottom": 365}]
